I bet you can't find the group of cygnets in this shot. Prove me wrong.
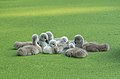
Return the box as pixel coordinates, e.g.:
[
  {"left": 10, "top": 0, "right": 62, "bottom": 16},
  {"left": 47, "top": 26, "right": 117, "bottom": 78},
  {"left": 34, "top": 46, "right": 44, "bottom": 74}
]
[{"left": 13, "top": 31, "right": 110, "bottom": 58}]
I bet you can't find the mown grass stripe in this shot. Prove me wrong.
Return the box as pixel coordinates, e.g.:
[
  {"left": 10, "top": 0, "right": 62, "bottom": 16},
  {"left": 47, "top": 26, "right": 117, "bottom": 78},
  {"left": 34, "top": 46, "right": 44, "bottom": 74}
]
[{"left": 0, "top": 6, "right": 119, "bottom": 17}]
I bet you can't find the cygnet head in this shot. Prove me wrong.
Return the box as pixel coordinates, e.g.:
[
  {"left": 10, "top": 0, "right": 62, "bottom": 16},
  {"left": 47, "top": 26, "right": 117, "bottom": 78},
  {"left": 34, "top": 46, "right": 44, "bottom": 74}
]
[
  {"left": 32, "top": 34, "right": 39, "bottom": 45},
  {"left": 49, "top": 40, "right": 57, "bottom": 47},
  {"left": 39, "top": 33, "right": 48, "bottom": 42},
  {"left": 61, "top": 36, "right": 68, "bottom": 43},
  {"left": 74, "top": 34, "right": 84, "bottom": 44},
  {"left": 46, "top": 31, "right": 54, "bottom": 41},
  {"left": 69, "top": 43, "right": 75, "bottom": 48}
]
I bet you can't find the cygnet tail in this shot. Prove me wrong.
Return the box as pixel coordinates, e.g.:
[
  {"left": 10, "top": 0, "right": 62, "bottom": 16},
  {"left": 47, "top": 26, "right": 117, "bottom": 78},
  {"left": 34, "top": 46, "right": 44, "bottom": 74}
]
[
  {"left": 104, "top": 44, "right": 110, "bottom": 51},
  {"left": 99, "top": 44, "right": 110, "bottom": 52},
  {"left": 17, "top": 48, "right": 27, "bottom": 56}
]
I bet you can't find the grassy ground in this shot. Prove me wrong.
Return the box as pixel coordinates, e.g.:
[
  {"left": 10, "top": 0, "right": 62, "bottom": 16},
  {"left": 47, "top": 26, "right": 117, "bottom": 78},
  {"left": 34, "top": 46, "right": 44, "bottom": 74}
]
[{"left": 0, "top": 0, "right": 120, "bottom": 79}]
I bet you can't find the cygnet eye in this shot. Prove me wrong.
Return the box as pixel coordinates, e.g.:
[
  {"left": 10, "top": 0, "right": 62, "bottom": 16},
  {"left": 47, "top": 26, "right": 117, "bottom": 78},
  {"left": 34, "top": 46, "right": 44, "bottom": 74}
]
[
  {"left": 44, "top": 37, "right": 46, "bottom": 39},
  {"left": 37, "top": 42, "right": 39, "bottom": 44},
  {"left": 74, "top": 41, "right": 76, "bottom": 44},
  {"left": 75, "top": 39, "right": 80, "bottom": 43}
]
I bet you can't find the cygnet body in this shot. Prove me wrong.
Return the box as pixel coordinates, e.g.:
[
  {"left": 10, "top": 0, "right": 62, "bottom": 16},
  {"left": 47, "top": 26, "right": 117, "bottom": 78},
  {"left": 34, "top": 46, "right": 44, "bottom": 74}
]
[
  {"left": 16, "top": 34, "right": 42, "bottom": 56},
  {"left": 82, "top": 42, "right": 110, "bottom": 52},
  {"left": 56, "top": 36, "right": 69, "bottom": 53},
  {"left": 65, "top": 47, "right": 88, "bottom": 58},
  {"left": 14, "top": 41, "right": 33, "bottom": 50},
  {"left": 43, "top": 40, "right": 59, "bottom": 54},
  {"left": 62, "top": 43, "right": 75, "bottom": 53}
]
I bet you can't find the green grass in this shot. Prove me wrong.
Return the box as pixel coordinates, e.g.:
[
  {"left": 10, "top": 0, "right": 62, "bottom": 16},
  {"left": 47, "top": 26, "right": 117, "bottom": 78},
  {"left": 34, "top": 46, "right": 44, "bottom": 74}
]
[{"left": 0, "top": 0, "right": 120, "bottom": 79}]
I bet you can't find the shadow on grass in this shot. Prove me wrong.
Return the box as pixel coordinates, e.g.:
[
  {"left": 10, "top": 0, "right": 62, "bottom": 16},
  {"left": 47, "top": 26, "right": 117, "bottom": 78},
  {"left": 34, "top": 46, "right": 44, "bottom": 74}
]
[
  {"left": 9, "top": 48, "right": 16, "bottom": 50},
  {"left": 103, "top": 47, "right": 120, "bottom": 63},
  {"left": 8, "top": 46, "right": 120, "bottom": 62},
  {"left": 6, "top": 48, "right": 17, "bottom": 57}
]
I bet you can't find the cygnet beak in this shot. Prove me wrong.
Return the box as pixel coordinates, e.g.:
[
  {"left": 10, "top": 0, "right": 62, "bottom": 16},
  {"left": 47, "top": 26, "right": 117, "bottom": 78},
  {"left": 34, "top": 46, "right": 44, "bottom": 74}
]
[
  {"left": 46, "top": 40, "right": 49, "bottom": 44},
  {"left": 74, "top": 41, "right": 76, "bottom": 44},
  {"left": 37, "top": 42, "right": 39, "bottom": 44}
]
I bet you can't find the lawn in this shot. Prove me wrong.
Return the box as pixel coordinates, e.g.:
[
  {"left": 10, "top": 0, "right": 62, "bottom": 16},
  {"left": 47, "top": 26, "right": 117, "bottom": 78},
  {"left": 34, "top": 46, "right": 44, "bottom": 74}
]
[{"left": 0, "top": 0, "right": 120, "bottom": 79}]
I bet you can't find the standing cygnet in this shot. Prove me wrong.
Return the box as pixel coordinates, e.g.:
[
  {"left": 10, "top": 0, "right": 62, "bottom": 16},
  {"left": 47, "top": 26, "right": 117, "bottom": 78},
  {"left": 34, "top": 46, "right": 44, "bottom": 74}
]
[
  {"left": 46, "top": 31, "right": 54, "bottom": 43},
  {"left": 43, "top": 40, "right": 59, "bottom": 54},
  {"left": 65, "top": 47, "right": 88, "bottom": 58},
  {"left": 14, "top": 41, "right": 33, "bottom": 50},
  {"left": 82, "top": 42, "right": 110, "bottom": 52},
  {"left": 74, "top": 34, "right": 84, "bottom": 48},
  {"left": 17, "top": 34, "right": 42, "bottom": 56},
  {"left": 39, "top": 33, "right": 48, "bottom": 49}
]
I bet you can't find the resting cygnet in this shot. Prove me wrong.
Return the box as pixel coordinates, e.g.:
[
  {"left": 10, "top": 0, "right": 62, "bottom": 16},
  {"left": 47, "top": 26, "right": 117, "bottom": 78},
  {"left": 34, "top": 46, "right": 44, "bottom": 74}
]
[
  {"left": 56, "top": 36, "right": 69, "bottom": 53},
  {"left": 74, "top": 34, "right": 84, "bottom": 48},
  {"left": 68, "top": 43, "right": 75, "bottom": 48},
  {"left": 62, "top": 43, "right": 75, "bottom": 53},
  {"left": 65, "top": 47, "right": 88, "bottom": 58},
  {"left": 46, "top": 31, "right": 54, "bottom": 43},
  {"left": 43, "top": 40, "right": 59, "bottom": 54},
  {"left": 14, "top": 41, "right": 33, "bottom": 50},
  {"left": 17, "top": 34, "right": 42, "bottom": 56},
  {"left": 39, "top": 33, "right": 48, "bottom": 49},
  {"left": 56, "top": 36, "right": 68, "bottom": 44},
  {"left": 82, "top": 42, "right": 110, "bottom": 52}
]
